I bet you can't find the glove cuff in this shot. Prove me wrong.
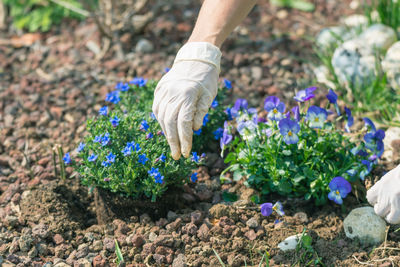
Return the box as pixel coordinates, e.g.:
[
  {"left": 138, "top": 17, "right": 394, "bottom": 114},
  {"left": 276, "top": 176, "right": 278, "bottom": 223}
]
[{"left": 174, "top": 42, "right": 222, "bottom": 72}]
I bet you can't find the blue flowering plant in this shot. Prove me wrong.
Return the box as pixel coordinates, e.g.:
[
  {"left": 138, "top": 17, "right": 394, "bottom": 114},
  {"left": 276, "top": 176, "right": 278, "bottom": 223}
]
[
  {"left": 64, "top": 78, "right": 203, "bottom": 201},
  {"left": 220, "top": 87, "right": 385, "bottom": 205}
]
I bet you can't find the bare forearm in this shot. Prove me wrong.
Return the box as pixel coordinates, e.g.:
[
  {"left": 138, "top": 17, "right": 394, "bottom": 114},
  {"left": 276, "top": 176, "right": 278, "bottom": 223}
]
[{"left": 188, "top": 0, "right": 257, "bottom": 47}]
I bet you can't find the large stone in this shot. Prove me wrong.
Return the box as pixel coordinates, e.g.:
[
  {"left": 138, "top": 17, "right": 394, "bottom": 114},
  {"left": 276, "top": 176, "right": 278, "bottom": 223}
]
[
  {"left": 343, "top": 206, "right": 386, "bottom": 245},
  {"left": 382, "top": 127, "right": 400, "bottom": 161},
  {"left": 342, "top": 14, "right": 369, "bottom": 28},
  {"left": 331, "top": 39, "right": 376, "bottom": 86},
  {"left": 359, "top": 24, "right": 397, "bottom": 51},
  {"left": 135, "top": 38, "right": 154, "bottom": 53},
  {"left": 382, "top": 41, "right": 400, "bottom": 90},
  {"left": 278, "top": 234, "right": 302, "bottom": 251},
  {"left": 316, "top": 26, "right": 352, "bottom": 50}
]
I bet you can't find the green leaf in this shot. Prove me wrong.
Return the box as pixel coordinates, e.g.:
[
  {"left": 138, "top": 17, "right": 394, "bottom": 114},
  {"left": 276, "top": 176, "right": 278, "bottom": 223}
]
[
  {"left": 301, "top": 234, "right": 312, "bottom": 248},
  {"left": 222, "top": 191, "right": 238, "bottom": 202},
  {"left": 114, "top": 239, "right": 124, "bottom": 264},
  {"left": 233, "top": 170, "right": 243, "bottom": 181}
]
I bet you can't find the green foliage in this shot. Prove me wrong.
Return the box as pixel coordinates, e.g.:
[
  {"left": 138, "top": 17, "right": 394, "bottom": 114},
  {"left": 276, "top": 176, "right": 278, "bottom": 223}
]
[
  {"left": 114, "top": 239, "right": 124, "bottom": 265},
  {"left": 315, "top": 44, "right": 400, "bottom": 127},
  {"left": 222, "top": 96, "right": 380, "bottom": 205},
  {"left": 364, "top": 0, "right": 400, "bottom": 32},
  {"left": 68, "top": 80, "right": 200, "bottom": 201},
  {"left": 3, "top": 0, "right": 86, "bottom": 32},
  {"left": 294, "top": 228, "right": 326, "bottom": 266},
  {"left": 270, "top": 0, "right": 315, "bottom": 12}
]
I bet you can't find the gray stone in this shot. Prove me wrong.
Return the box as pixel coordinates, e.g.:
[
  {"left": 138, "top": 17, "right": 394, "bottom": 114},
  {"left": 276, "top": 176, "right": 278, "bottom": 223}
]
[
  {"left": 343, "top": 206, "right": 387, "bottom": 245},
  {"left": 92, "top": 240, "right": 103, "bottom": 252},
  {"left": 342, "top": 14, "right": 368, "bottom": 28},
  {"left": 332, "top": 39, "right": 376, "bottom": 86},
  {"left": 172, "top": 254, "right": 186, "bottom": 267},
  {"left": 19, "top": 233, "right": 33, "bottom": 252},
  {"left": 278, "top": 234, "right": 302, "bottom": 251},
  {"left": 149, "top": 232, "right": 157, "bottom": 242},
  {"left": 382, "top": 41, "right": 400, "bottom": 90},
  {"left": 316, "top": 26, "right": 348, "bottom": 50},
  {"left": 246, "top": 217, "right": 259, "bottom": 229},
  {"left": 359, "top": 24, "right": 397, "bottom": 51},
  {"left": 32, "top": 224, "right": 49, "bottom": 239},
  {"left": 135, "top": 39, "right": 154, "bottom": 53}
]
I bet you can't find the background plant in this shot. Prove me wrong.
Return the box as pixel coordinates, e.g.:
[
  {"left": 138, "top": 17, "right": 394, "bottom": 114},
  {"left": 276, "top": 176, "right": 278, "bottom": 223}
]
[
  {"left": 220, "top": 88, "right": 384, "bottom": 205},
  {"left": 364, "top": 0, "right": 400, "bottom": 32},
  {"left": 3, "top": 0, "right": 89, "bottom": 32}
]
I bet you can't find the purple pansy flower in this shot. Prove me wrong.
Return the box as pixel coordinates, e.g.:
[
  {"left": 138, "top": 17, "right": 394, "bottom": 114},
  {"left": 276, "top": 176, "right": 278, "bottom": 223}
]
[
  {"left": 306, "top": 106, "right": 328, "bottom": 128},
  {"left": 360, "top": 160, "right": 372, "bottom": 180},
  {"left": 278, "top": 118, "right": 300, "bottom": 145},
  {"left": 273, "top": 202, "right": 285, "bottom": 216},
  {"left": 326, "top": 89, "right": 340, "bottom": 115},
  {"left": 264, "top": 96, "right": 285, "bottom": 121},
  {"left": 328, "top": 176, "right": 351, "bottom": 205},
  {"left": 344, "top": 107, "right": 353, "bottom": 132},
  {"left": 260, "top": 203, "right": 273, "bottom": 217},
  {"left": 294, "top": 87, "right": 316, "bottom": 102},
  {"left": 292, "top": 106, "right": 300, "bottom": 122},
  {"left": 220, "top": 123, "right": 233, "bottom": 150}
]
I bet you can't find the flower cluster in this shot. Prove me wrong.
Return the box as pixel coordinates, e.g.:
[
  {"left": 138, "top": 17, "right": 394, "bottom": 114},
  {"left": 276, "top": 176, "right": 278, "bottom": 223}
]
[
  {"left": 220, "top": 87, "right": 384, "bottom": 205},
  {"left": 65, "top": 78, "right": 200, "bottom": 201}
]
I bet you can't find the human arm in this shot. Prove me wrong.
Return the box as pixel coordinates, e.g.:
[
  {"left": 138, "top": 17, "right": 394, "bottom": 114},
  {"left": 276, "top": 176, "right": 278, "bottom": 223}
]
[{"left": 152, "top": 0, "right": 257, "bottom": 160}]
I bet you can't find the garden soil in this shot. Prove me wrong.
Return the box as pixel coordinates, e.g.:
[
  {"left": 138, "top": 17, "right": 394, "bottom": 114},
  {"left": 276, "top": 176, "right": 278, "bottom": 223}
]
[{"left": 1, "top": 0, "right": 400, "bottom": 266}]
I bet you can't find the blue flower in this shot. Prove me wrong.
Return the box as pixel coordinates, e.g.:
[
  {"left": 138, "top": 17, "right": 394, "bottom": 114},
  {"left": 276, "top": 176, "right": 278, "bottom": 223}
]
[
  {"left": 88, "top": 153, "right": 98, "bottom": 162},
  {"left": 63, "top": 152, "right": 71, "bottom": 164},
  {"left": 107, "top": 153, "right": 115, "bottom": 162},
  {"left": 140, "top": 120, "right": 149, "bottom": 131},
  {"left": 105, "top": 90, "right": 121, "bottom": 104},
  {"left": 148, "top": 167, "right": 164, "bottom": 184},
  {"left": 99, "top": 106, "right": 108, "bottom": 116},
  {"left": 279, "top": 118, "right": 300, "bottom": 145},
  {"left": 326, "top": 89, "right": 338, "bottom": 104},
  {"left": 346, "top": 169, "right": 357, "bottom": 177},
  {"left": 203, "top": 114, "right": 209, "bottom": 126},
  {"left": 272, "top": 202, "right": 285, "bottom": 216},
  {"left": 233, "top": 98, "right": 248, "bottom": 112},
  {"left": 260, "top": 203, "right": 273, "bottom": 216},
  {"left": 129, "top": 77, "right": 147, "bottom": 87},
  {"left": 146, "top": 132, "right": 154, "bottom": 139},
  {"left": 294, "top": 87, "right": 316, "bottom": 102},
  {"left": 344, "top": 107, "right": 353, "bottom": 133},
  {"left": 237, "top": 120, "right": 258, "bottom": 140},
  {"left": 211, "top": 99, "right": 218, "bottom": 108},
  {"left": 220, "top": 123, "right": 233, "bottom": 150},
  {"left": 191, "top": 172, "right": 198, "bottom": 182},
  {"left": 155, "top": 153, "right": 166, "bottom": 163},
  {"left": 223, "top": 79, "right": 232, "bottom": 89},
  {"left": 164, "top": 67, "right": 170, "bottom": 73},
  {"left": 138, "top": 154, "right": 148, "bottom": 165},
  {"left": 360, "top": 160, "right": 372, "bottom": 180},
  {"left": 306, "top": 106, "right": 328, "bottom": 129},
  {"left": 148, "top": 167, "right": 159, "bottom": 177},
  {"left": 326, "top": 89, "right": 340, "bottom": 115},
  {"left": 110, "top": 116, "right": 120, "bottom": 127},
  {"left": 292, "top": 106, "right": 300, "bottom": 122},
  {"left": 135, "top": 143, "right": 141, "bottom": 152},
  {"left": 115, "top": 82, "right": 129, "bottom": 91},
  {"left": 122, "top": 146, "right": 132, "bottom": 156},
  {"left": 194, "top": 128, "right": 202, "bottom": 135},
  {"left": 328, "top": 177, "right": 351, "bottom": 205},
  {"left": 363, "top": 117, "right": 376, "bottom": 132},
  {"left": 101, "top": 133, "right": 110, "bottom": 146},
  {"left": 76, "top": 142, "right": 85, "bottom": 153},
  {"left": 150, "top": 112, "right": 157, "bottom": 120},
  {"left": 191, "top": 152, "right": 200, "bottom": 163},
  {"left": 264, "top": 96, "right": 286, "bottom": 121},
  {"left": 225, "top": 107, "right": 234, "bottom": 120},
  {"left": 102, "top": 161, "right": 111, "bottom": 167},
  {"left": 213, "top": 128, "right": 224, "bottom": 140},
  {"left": 94, "top": 135, "right": 102, "bottom": 143}
]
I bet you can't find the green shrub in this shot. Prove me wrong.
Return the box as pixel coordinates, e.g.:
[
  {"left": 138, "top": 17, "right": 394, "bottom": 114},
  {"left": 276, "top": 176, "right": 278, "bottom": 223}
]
[
  {"left": 3, "top": 0, "right": 87, "bottom": 32},
  {"left": 364, "top": 0, "right": 400, "bottom": 32},
  {"left": 220, "top": 88, "right": 384, "bottom": 205}
]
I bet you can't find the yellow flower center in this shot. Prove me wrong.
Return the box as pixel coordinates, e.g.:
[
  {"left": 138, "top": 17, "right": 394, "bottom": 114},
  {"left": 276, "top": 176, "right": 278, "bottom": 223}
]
[
  {"left": 288, "top": 130, "right": 293, "bottom": 136},
  {"left": 335, "top": 190, "right": 340, "bottom": 195},
  {"left": 273, "top": 108, "right": 278, "bottom": 114},
  {"left": 315, "top": 117, "right": 319, "bottom": 122}
]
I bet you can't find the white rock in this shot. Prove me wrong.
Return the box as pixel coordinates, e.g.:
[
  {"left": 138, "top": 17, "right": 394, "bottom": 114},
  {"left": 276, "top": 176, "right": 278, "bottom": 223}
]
[
  {"left": 278, "top": 234, "right": 301, "bottom": 251},
  {"left": 316, "top": 26, "right": 347, "bottom": 50},
  {"left": 382, "top": 41, "right": 400, "bottom": 90},
  {"left": 342, "top": 14, "right": 368, "bottom": 28},
  {"left": 331, "top": 39, "right": 376, "bottom": 86},
  {"left": 382, "top": 127, "right": 400, "bottom": 161},
  {"left": 135, "top": 38, "right": 154, "bottom": 53},
  {"left": 343, "top": 206, "right": 387, "bottom": 245},
  {"left": 359, "top": 24, "right": 397, "bottom": 51}
]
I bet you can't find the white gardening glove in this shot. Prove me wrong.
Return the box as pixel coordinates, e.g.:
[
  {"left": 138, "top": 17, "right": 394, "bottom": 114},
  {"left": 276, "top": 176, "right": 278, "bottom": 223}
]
[
  {"left": 152, "top": 42, "right": 221, "bottom": 160},
  {"left": 367, "top": 164, "right": 400, "bottom": 224}
]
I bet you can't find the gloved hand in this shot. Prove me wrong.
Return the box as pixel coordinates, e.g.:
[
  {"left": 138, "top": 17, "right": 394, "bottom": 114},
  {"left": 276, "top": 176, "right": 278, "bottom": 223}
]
[
  {"left": 367, "top": 164, "right": 400, "bottom": 224},
  {"left": 152, "top": 42, "right": 221, "bottom": 160}
]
